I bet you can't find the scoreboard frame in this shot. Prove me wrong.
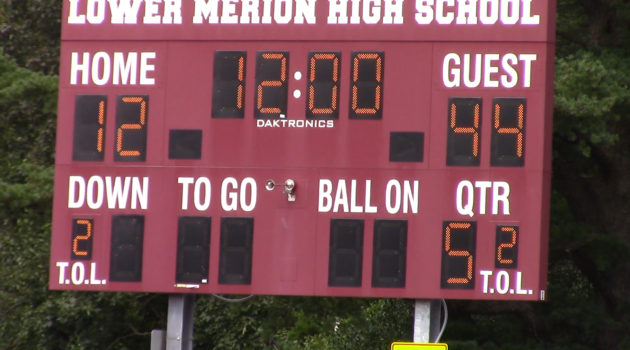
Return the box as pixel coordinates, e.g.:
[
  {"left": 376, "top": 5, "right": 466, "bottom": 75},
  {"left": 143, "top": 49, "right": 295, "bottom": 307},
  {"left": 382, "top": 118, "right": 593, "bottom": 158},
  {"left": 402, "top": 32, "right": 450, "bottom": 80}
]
[{"left": 50, "top": 0, "right": 556, "bottom": 301}]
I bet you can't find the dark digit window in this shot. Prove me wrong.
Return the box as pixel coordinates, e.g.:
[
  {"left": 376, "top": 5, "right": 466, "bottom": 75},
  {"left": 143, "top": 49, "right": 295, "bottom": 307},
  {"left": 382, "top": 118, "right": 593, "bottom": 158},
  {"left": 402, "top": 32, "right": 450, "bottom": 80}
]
[
  {"left": 306, "top": 52, "right": 340, "bottom": 120},
  {"left": 110, "top": 215, "right": 144, "bottom": 282},
  {"left": 441, "top": 221, "right": 476, "bottom": 289},
  {"left": 212, "top": 51, "right": 246, "bottom": 118},
  {"left": 372, "top": 220, "right": 407, "bottom": 288},
  {"left": 176, "top": 216, "right": 211, "bottom": 284},
  {"left": 114, "top": 95, "right": 148, "bottom": 162},
  {"left": 328, "top": 219, "right": 364, "bottom": 287},
  {"left": 255, "top": 52, "right": 288, "bottom": 119},
  {"left": 72, "top": 95, "right": 106, "bottom": 161},
  {"left": 350, "top": 52, "right": 384, "bottom": 119},
  {"left": 218, "top": 217, "right": 254, "bottom": 285},
  {"left": 446, "top": 97, "right": 481, "bottom": 166},
  {"left": 491, "top": 98, "right": 526, "bottom": 166}
]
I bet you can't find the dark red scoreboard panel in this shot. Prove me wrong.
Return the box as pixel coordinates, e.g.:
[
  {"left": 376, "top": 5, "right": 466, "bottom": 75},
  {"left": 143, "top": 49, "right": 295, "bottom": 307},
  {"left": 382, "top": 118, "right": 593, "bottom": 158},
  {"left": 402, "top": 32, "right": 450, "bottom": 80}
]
[{"left": 50, "top": 0, "right": 555, "bottom": 300}]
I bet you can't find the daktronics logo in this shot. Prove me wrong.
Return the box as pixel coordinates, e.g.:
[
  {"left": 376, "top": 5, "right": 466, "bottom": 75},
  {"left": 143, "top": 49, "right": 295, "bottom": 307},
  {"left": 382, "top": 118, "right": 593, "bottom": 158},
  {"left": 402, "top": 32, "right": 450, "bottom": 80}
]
[{"left": 256, "top": 119, "right": 335, "bottom": 128}]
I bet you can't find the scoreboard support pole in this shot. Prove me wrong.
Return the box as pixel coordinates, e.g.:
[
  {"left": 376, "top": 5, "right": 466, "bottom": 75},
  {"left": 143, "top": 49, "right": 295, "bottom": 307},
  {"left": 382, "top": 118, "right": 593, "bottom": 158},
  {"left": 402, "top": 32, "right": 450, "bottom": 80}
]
[
  {"left": 165, "top": 294, "right": 195, "bottom": 350},
  {"left": 150, "top": 330, "right": 166, "bottom": 350},
  {"left": 413, "top": 300, "right": 441, "bottom": 342}
]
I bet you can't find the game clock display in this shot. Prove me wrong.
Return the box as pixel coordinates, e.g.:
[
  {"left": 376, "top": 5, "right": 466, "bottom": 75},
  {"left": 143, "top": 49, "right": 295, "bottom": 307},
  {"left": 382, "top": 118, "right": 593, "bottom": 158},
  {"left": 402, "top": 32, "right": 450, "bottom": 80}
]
[{"left": 50, "top": 0, "right": 555, "bottom": 300}]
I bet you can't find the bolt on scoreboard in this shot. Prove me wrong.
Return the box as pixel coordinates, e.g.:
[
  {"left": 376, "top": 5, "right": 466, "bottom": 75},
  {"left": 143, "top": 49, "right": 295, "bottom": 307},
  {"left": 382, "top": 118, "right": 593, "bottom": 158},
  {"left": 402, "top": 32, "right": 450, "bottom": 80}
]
[{"left": 50, "top": 0, "right": 556, "bottom": 300}]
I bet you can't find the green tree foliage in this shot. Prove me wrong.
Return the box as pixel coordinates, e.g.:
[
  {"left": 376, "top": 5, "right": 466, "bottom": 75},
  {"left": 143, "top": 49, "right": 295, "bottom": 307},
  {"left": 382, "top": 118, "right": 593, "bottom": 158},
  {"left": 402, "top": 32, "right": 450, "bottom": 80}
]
[
  {"left": 194, "top": 296, "right": 411, "bottom": 349},
  {"left": 551, "top": 2, "right": 630, "bottom": 348},
  {"left": 0, "top": 53, "right": 57, "bottom": 167},
  {"left": 0, "top": 0, "right": 61, "bottom": 74},
  {"left": 0, "top": 52, "right": 169, "bottom": 350},
  {"left": 0, "top": 52, "right": 57, "bottom": 322},
  {"left": 442, "top": 1, "right": 630, "bottom": 349}
]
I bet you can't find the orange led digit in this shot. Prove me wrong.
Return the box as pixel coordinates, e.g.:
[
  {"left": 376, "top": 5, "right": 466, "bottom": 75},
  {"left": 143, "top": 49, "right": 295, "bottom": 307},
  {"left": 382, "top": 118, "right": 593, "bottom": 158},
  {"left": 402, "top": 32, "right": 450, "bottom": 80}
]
[
  {"left": 441, "top": 221, "right": 476, "bottom": 289},
  {"left": 117, "top": 97, "right": 146, "bottom": 157},
  {"left": 71, "top": 218, "right": 93, "bottom": 260},
  {"left": 114, "top": 95, "right": 148, "bottom": 162},
  {"left": 255, "top": 52, "right": 288, "bottom": 118},
  {"left": 307, "top": 52, "right": 340, "bottom": 119},
  {"left": 73, "top": 219, "right": 92, "bottom": 256},
  {"left": 491, "top": 98, "right": 526, "bottom": 166},
  {"left": 493, "top": 104, "right": 524, "bottom": 157},
  {"left": 451, "top": 103, "right": 480, "bottom": 157},
  {"left": 495, "top": 225, "right": 519, "bottom": 268},
  {"left": 350, "top": 52, "right": 383, "bottom": 119},
  {"left": 95, "top": 100, "right": 105, "bottom": 153},
  {"left": 237, "top": 56, "right": 245, "bottom": 109},
  {"left": 446, "top": 97, "right": 482, "bottom": 166},
  {"left": 445, "top": 222, "right": 473, "bottom": 284},
  {"left": 258, "top": 53, "right": 286, "bottom": 114}
]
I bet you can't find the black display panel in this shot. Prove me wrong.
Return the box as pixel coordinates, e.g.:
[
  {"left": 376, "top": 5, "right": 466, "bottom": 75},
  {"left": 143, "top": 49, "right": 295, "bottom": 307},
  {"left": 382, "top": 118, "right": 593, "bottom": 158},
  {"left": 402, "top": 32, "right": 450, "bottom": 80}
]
[
  {"left": 71, "top": 218, "right": 93, "bottom": 260},
  {"left": 328, "top": 219, "right": 364, "bottom": 287},
  {"left": 349, "top": 52, "right": 384, "bottom": 120},
  {"left": 372, "top": 220, "right": 407, "bottom": 288},
  {"left": 212, "top": 51, "right": 246, "bottom": 119},
  {"left": 114, "top": 95, "right": 148, "bottom": 162},
  {"left": 389, "top": 132, "right": 424, "bottom": 162},
  {"left": 441, "top": 221, "right": 476, "bottom": 289},
  {"left": 306, "top": 52, "right": 340, "bottom": 120},
  {"left": 491, "top": 98, "right": 526, "bottom": 167},
  {"left": 168, "top": 129, "right": 203, "bottom": 160},
  {"left": 446, "top": 97, "right": 481, "bottom": 166},
  {"left": 254, "top": 51, "right": 288, "bottom": 119},
  {"left": 72, "top": 95, "right": 106, "bottom": 161},
  {"left": 109, "top": 215, "right": 144, "bottom": 282},
  {"left": 218, "top": 217, "right": 254, "bottom": 285},
  {"left": 495, "top": 225, "right": 519, "bottom": 269},
  {"left": 176, "top": 216, "right": 211, "bottom": 284}
]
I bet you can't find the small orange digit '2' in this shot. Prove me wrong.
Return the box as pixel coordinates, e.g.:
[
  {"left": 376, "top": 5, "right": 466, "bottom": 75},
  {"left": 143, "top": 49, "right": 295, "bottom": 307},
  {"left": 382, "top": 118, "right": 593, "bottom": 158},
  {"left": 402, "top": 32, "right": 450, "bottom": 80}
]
[{"left": 73, "top": 219, "right": 92, "bottom": 257}]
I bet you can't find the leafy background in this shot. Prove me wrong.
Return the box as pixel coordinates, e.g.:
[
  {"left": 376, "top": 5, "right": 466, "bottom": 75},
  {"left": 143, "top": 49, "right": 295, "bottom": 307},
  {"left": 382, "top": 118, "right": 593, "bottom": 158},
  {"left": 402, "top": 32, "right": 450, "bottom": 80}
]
[{"left": 1, "top": 0, "right": 630, "bottom": 349}]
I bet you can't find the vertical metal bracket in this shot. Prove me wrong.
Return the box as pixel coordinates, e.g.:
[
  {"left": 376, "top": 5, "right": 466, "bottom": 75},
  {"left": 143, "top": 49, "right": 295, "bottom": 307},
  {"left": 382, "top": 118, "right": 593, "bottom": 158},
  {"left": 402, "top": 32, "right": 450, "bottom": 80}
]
[
  {"left": 413, "top": 299, "right": 441, "bottom": 343},
  {"left": 166, "top": 294, "right": 195, "bottom": 350},
  {"left": 284, "top": 179, "right": 296, "bottom": 201}
]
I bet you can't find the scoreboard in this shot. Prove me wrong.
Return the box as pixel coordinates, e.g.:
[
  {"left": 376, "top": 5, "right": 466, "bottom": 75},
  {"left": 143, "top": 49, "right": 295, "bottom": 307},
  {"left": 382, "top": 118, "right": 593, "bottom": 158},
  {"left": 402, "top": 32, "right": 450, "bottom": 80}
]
[{"left": 50, "top": 0, "right": 556, "bottom": 300}]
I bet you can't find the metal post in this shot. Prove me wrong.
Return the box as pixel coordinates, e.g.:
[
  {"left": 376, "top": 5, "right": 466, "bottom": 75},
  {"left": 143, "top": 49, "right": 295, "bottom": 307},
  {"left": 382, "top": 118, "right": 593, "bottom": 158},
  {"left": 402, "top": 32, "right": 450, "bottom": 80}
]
[
  {"left": 150, "top": 329, "right": 166, "bottom": 350},
  {"left": 166, "top": 294, "right": 195, "bottom": 350},
  {"left": 413, "top": 299, "right": 441, "bottom": 343}
]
